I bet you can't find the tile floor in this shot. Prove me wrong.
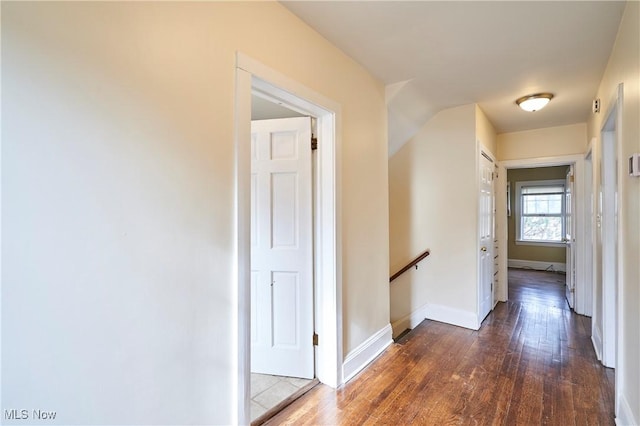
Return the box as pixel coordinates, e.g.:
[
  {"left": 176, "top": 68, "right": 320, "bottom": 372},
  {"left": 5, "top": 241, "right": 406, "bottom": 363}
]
[{"left": 250, "top": 373, "right": 313, "bottom": 421}]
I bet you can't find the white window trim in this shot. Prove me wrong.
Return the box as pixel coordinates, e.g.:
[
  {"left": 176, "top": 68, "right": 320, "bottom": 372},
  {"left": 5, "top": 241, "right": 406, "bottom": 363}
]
[{"left": 515, "top": 179, "right": 566, "bottom": 247}]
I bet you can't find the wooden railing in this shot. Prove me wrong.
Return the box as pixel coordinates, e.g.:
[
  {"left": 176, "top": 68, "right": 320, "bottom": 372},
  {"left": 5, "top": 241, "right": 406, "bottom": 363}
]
[{"left": 390, "top": 249, "right": 431, "bottom": 283}]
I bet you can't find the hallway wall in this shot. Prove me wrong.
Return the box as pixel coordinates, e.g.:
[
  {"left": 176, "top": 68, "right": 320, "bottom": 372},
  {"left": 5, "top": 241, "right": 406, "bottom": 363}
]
[
  {"left": 389, "top": 104, "right": 496, "bottom": 334},
  {"left": 1, "top": 3, "right": 389, "bottom": 424},
  {"left": 587, "top": 2, "right": 640, "bottom": 423},
  {"left": 497, "top": 123, "right": 588, "bottom": 161}
]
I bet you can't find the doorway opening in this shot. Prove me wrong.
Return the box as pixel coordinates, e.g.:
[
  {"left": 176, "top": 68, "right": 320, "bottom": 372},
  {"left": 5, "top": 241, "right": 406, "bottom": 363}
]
[
  {"left": 235, "top": 53, "right": 343, "bottom": 425},
  {"left": 505, "top": 165, "right": 572, "bottom": 309},
  {"left": 598, "top": 88, "right": 621, "bottom": 370},
  {"left": 249, "top": 98, "right": 315, "bottom": 421},
  {"left": 498, "top": 154, "right": 587, "bottom": 316}
]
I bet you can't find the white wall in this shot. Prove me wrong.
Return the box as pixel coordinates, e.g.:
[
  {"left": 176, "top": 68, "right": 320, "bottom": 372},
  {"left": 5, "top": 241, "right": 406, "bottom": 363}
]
[
  {"left": 587, "top": 2, "right": 640, "bottom": 423},
  {"left": 497, "top": 123, "right": 588, "bottom": 161},
  {"left": 1, "top": 2, "right": 389, "bottom": 424},
  {"left": 389, "top": 104, "right": 481, "bottom": 333}
]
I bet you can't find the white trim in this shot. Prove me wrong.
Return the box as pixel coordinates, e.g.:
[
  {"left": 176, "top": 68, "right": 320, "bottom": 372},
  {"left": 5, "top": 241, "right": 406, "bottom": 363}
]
[
  {"left": 591, "top": 324, "right": 603, "bottom": 361},
  {"left": 235, "top": 52, "right": 343, "bottom": 425},
  {"left": 515, "top": 240, "right": 565, "bottom": 248},
  {"left": 425, "top": 303, "right": 480, "bottom": 330},
  {"left": 615, "top": 393, "right": 636, "bottom": 426},
  {"left": 600, "top": 84, "right": 622, "bottom": 370},
  {"left": 391, "top": 303, "right": 428, "bottom": 338},
  {"left": 238, "top": 54, "right": 340, "bottom": 116},
  {"left": 234, "top": 67, "right": 252, "bottom": 426},
  {"left": 508, "top": 259, "right": 567, "bottom": 273},
  {"left": 501, "top": 155, "right": 584, "bottom": 169},
  {"left": 598, "top": 84, "right": 624, "bottom": 417},
  {"left": 342, "top": 324, "right": 393, "bottom": 383},
  {"left": 584, "top": 147, "right": 594, "bottom": 317},
  {"left": 392, "top": 302, "right": 482, "bottom": 336}
]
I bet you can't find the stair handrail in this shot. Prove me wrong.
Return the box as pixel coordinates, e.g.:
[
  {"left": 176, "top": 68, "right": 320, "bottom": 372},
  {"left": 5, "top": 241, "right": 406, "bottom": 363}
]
[{"left": 390, "top": 249, "right": 431, "bottom": 283}]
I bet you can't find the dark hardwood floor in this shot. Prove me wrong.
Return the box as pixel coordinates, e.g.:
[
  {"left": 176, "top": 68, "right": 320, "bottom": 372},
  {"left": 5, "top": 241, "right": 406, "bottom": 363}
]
[{"left": 265, "top": 268, "right": 615, "bottom": 425}]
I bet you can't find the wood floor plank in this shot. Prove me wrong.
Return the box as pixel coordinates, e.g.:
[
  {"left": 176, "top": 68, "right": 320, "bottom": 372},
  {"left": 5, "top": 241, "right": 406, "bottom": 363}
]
[{"left": 264, "top": 269, "right": 615, "bottom": 426}]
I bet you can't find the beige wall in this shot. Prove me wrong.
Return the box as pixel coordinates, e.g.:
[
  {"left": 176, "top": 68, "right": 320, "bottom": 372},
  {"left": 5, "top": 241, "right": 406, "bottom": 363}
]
[
  {"left": 506, "top": 167, "right": 569, "bottom": 264},
  {"left": 497, "top": 123, "right": 588, "bottom": 161},
  {"left": 389, "top": 104, "right": 492, "bottom": 332},
  {"left": 1, "top": 2, "right": 389, "bottom": 424},
  {"left": 587, "top": 2, "right": 640, "bottom": 423},
  {"left": 476, "top": 105, "right": 497, "bottom": 156}
]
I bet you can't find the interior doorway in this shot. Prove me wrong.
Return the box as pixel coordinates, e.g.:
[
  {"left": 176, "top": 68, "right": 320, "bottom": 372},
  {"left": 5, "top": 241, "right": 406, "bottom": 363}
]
[
  {"left": 505, "top": 165, "right": 571, "bottom": 303},
  {"left": 249, "top": 103, "right": 316, "bottom": 421},
  {"left": 235, "top": 53, "right": 343, "bottom": 425},
  {"left": 598, "top": 90, "right": 620, "bottom": 369},
  {"left": 498, "top": 155, "right": 586, "bottom": 315}
]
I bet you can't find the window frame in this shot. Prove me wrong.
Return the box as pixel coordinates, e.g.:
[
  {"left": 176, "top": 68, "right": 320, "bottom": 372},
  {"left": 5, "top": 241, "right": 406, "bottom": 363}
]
[{"left": 514, "top": 179, "right": 566, "bottom": 247}]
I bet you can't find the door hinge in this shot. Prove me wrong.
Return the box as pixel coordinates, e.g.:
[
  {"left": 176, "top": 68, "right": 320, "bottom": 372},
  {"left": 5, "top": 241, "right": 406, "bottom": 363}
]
[
  {"left": 313, "top": 333, "right": 319, "bottom": 346},
  {"left": 311, "top": 137, "right": 318, "bottom": 151}
]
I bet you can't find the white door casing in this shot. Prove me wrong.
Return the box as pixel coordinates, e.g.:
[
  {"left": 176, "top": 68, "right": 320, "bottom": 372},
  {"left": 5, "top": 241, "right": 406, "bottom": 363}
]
[
  {"left": 493, "top": 163, "right": 500, "bottom": 307},
  {"left": 235, "top": 53, "right": 342, "bottom": 426},
  {"left": 584, "top": 148, "right": 594, "bottom": 318},
  {"left": 600, "top": 103, "right": 619, "bottom": 369},
  {"left": 565, "top": 166, "right": 576, "bottom": 309},
  {"left": 478, "top": 151, "right": 494, "bottom": 322},
  {"left": 250, "top": 117, "right": 314, "bottom": 379}
]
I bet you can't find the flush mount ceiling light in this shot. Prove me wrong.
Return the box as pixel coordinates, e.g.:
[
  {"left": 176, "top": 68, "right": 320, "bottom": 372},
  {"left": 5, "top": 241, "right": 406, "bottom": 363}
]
[{"left": 515, "top": 93, "right": 554, "bottom": 112}]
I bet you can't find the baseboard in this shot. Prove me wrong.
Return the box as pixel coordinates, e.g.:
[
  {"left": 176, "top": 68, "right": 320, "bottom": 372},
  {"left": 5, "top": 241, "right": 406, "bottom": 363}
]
[
  {"left": 425, "top": 303, "right": 480, "bottom": 330},
  {"left": 342, "top": 324, "right": 393, "bottom": 383},
  {"left": 391, "top": 304, "right": 428, "bottom": 338},
  {"left": 508, "top": 259, "right": 566, "bottom": 273},
  {"left": 615, "top": 393, "right": 637, "bottom": 426},
  {"left": 592, "top": 325, "right": 603, "bottom": 361}
]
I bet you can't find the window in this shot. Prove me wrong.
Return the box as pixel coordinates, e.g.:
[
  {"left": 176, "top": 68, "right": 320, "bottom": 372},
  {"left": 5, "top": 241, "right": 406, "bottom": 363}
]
[{"left": 515, "top": 180, "right": 565, "bottom": 245}]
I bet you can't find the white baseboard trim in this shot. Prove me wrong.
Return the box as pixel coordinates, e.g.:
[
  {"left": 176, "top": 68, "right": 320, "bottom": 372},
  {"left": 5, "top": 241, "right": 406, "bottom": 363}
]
[
  {"left": 592, "top": 326, "right": 603, "bottom": 361},
  {"left": 425, "top": 303, "right": 480, "bottom": 330},
  {"left": 391, "top": 304, "right": 428, "bottom": 338},
  {"left": 508, "top": 259, "right": 566, "bottom": 273},
  {"left": 342, "top": 324, "right": 393, "bottom": 383},
  {"left": 616, "top": 393, "right": 637, "bottom": 426}
]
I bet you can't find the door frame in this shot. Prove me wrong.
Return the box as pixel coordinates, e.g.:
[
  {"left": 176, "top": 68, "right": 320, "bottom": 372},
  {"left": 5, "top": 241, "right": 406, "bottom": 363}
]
[
  {"left": 234, "top": 52, "right": 343, "bottom": 424},
  {"left": 599, "top": 83, "right": 623, "bottom": 374},
  {"left": 499, "top": 154, "right": 586, "bottom": 314},
  {"left": 565, "top": 165, "right": 576, "bottom": 309},
  {"left": 583, "top": 145, "right": 594, "bottom": 318}
]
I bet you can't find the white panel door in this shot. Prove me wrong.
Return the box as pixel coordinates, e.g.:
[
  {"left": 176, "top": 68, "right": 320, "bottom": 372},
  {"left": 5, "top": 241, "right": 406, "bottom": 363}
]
[
  {"left": 250, "top": 117, "right": 314, "bottom": 379},
  {"left": 478, "top": 153, "right": 495, "bottom": 322},
  {"left": 565, "top": 166, "right": 576, "bottom": 309}
]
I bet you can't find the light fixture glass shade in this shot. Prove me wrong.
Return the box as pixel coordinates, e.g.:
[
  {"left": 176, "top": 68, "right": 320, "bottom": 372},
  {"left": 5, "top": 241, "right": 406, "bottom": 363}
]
[{"left": 516, "top": 93, "right": 554, "bottom": 112}]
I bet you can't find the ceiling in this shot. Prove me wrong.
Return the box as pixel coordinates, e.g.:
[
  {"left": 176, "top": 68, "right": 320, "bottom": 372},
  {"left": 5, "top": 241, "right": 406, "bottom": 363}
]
[
  {"left": 281, "top": 1, "right": 626, "bottom": 155},
  {"left": 252, "top": 95, "right": 306, "bottom": 120}
]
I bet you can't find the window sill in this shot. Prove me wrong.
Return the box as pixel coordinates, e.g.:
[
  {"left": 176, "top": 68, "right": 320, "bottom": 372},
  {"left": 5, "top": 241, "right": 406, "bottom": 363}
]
[{"left": 515, "top": 240, "right": 566, "bottom": 248}]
